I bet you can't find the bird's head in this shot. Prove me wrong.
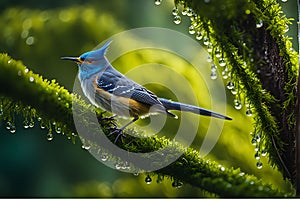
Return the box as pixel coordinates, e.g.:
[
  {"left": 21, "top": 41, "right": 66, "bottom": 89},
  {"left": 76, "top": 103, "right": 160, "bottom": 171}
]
[{"left": 61, "top": 40, "right": 112, "bottom": 79}]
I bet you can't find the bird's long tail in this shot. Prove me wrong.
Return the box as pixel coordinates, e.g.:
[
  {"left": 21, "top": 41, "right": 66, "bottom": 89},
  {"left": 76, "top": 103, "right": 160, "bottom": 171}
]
[{"left": 159, "top": 98, "right": 232, "bottom": 120}]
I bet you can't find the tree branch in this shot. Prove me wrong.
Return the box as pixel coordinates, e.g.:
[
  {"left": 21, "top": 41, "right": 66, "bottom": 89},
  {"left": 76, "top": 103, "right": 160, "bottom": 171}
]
[{"left": 0, "top": 53, "right": 290, "bottom": 197}]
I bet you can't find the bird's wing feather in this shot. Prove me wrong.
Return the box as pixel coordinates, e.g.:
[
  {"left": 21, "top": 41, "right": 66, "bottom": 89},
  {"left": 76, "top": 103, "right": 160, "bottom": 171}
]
[{"left": 96, "top": 66, "right": 162, "bottom": 106}]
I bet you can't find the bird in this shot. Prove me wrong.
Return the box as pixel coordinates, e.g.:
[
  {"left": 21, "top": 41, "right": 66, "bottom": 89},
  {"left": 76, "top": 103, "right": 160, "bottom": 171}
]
[{"left": 61, "top": 40, "right": 232, "bottom": 142}]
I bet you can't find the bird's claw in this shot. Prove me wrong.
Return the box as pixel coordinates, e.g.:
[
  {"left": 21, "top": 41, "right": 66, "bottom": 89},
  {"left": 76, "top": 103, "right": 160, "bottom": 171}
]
[{"left": 108, "top": 128, "right": 126, "bottom": 143}]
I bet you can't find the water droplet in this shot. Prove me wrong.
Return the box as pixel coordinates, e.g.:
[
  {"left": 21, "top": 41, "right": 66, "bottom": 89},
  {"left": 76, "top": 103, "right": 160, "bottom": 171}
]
[
  {"left": 215, "top": 47, "right": 221, "bottom": 58},
  {"left": 239, "top": 172, "right": 245, "bottom": 176},
  {"left": 154, "top": 0, "right": 161, "bottom": 5},
  {"left": 182, "top": 7, "right": 188, "bottom": 15},
  {"left": 188, "top": 25, "right": 195, "bottom": 34},
  {"left": 47, "top": 133, "right": 53, "bottom": 141},
  {"left": 203, "top": 37, "right": 209, "bottom": 46},
  {"left": 133, "top": 172, "right": 139, "bottom": 176},
  {"left": 37, "top": 117, "right": 42, "bottom": 121},
  {"left": 251, "top": 138, "right": 257, "bottom": 145},
  {"left": 82, "top": 144, "right": 91, "bottom": 150},
  {"left": 220, "top": 166, "right": 225, "bottom": 171},
  {"left": 254, "top": 144, "right": 259, "bottom": 152},
  {"left": 256, "top": 19, "right": 263, "bottom": 28},
  {"left": 173, "top": 15, "right": 181, "bottom": 24},
  {"left": 211, "top": 64, "right": 217, "bottom": 72},
  {"left": 10, "top": 126, "right": 16, "bottom": 134},
  {"left": 284, "top": 24, "right": 289, "bottom": 33},
  {"left": 29, "top": 120, "right": 34, "bottom": 128},
  {"left": 256, "top": 161, "right": 263, "bottom": 169},
  {"left": 0, "top": 106, "right": 3, "bottom": 116},
  {"left": 255, "top": 152, "right": 260, "bottom": 160},
  {"left": 204, "top": 0, "right": 210, "bottom": 3},
  {"left": 55, "top": 127, "right": 61, "bottom": 133},
  {"left": 255, "top": 134, "right": 261, "bottom": 143},
  {"left": 246, "top": 109, "right": 252, "bottom": 116},
  {"left": 195, "top": 31, "right": 203, "bottom": 40},
  {"left": 29, "top": 77, "right": 34, "bottom": 82},
  {"left": 190, "top": 13, "right": 198, "bottom": 22},
  {"left": 23, "top": 120, "right": 30, "bottom": 129},
  {"left": 145, "top": 175, "right": 152, "bottom": 184},
  {"left": 207, "top": 56, "right": 212, "bottom": 63},
  {"left": 6, "top": 121, "right": 12, "bottom": 130},
  {"left": 219, "top": 58, "right": 226, "bottom": 67},
  {"left": 17, "top": 71, "right": 22, "bottom": 76},
  {"left": 231, "top": 88, "right": 237, "bottom": 95},
  {"left": 101, "top": 153, "right": 108, "bottom": 161},
  {"left": 222, "top": 69, "right": 229, "bottom": 79},
  {"left": 24, "top": 68, "right": 29, "bottom": 73},
  {"left": 172, "top": 7, "right": 179, "bottom": 16},
  {"left": 281, "top": 0, "right": 287, "bottom": 2},
  {"left": 172, "top": 180, "right": 183, "bottom": 188},
  {"left": 207, "top": 44, "right": 213, "bottom": 52},
  {"left": 40, "top": 122, "right": 46, "bottom": 129},
  {"left": 7, "top": 60, "right": 12, "bottom": 64},
  {"left": 261, "top": 149, "right": 267, "bottom": 156},
  {"left": 187, "top": 8, "right": 193, "bottom": 17},
  {"left": 226, "top": 81, "right": 234, "bottom": 90},
  {"left": 115, "top": 162, "right": 122, "bottom": 170},
  {"left": 234, "top": 99, "right": 242, "bottom": 110},
  {"left": 210, "top": 71, "right": 217, "bottom": 80},
  {"left": 26, "top": 36, "right": 35, "bottom": 45}
]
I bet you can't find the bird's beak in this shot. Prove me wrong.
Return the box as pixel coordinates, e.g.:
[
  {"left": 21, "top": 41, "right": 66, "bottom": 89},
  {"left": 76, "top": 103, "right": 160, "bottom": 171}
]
[{"left": 61, "top": 56, "right": 82, "bottom": 63}]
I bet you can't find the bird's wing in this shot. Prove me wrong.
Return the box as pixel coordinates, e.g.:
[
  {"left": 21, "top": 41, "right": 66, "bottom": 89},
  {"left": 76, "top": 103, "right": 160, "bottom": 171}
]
[{"left": 96, "top": 66, "right": 162, "bottom": 106}]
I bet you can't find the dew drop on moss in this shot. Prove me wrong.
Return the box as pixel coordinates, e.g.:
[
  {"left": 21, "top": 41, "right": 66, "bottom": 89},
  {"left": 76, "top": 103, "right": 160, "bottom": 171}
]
[
  {"left": 226, "top": 81, "right": 234, "bottom": 90},
  {"left": 256, "top": 19, "right": 263, "bottom": 28},
  {"left": 145, "top": 175, "right": 152, "bottom": 184},
  {"left": 101, "top": 153, "right": 108, "bottom": 161},
  {"left": 0, "top": 106, "right": 3, "bottom": 116},
  {"left": 172, "top": 180, "right": 183, "bottom": 188},
  {"left": 210, "top": 71, "right": 217, "bottom": 80},
  {"left": 29, "top": 77, "right": 35, "bottom": 82},
  {"left": 181, "top": 7, "right": 188, "bottom": 15},
  {"left": 219, "top": 58, "right": 226, "bottom": 67},
  {"left": 173, "top": 15, "right": 181, "bottom": 24},
  {"left": 154, "top": 0, "right": 161, "bottom": 6},
  {"left": 256, "top": 161, "right": 263, "bottom": 169},
  {"left": 47, "top": 132, "right": 53, "bottom": 141},
  {"left": 255, "top": 152, "right": 260, "bottom": 160},
  {"left": 195, "top": 31, "right": 203, "bottom": 41},
  {"left": 234, "top": 99, "right": 242, "bottom": 110},
  {"left": 261, "top": 149, "right": 267, "bottom": 156},
  {"left": 172, "top": 7, "right": 179, "bottom": 16},
  {"left": 23, "top": 120, "right": 30, "bottom": 129},
  {"left": 188, "top": 25, "right": 195, "bottom": 34},
  {"left": 246, "top": 109, "right": 253, "bottom": 116},
  {"left": 215, "top": 47, "right": 221, "bottom": 58}
]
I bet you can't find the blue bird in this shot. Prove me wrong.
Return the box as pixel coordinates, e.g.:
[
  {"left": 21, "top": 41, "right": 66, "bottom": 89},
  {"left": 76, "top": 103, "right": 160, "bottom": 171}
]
[{"left": 61, "top": 41, "right": 232, "bottom": 142}]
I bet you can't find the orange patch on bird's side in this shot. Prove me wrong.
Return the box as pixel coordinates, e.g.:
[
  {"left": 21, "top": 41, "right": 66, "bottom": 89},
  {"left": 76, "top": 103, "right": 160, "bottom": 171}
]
[
  {"left": 128, "top": 98, "right": 150, "bottom": 116},
  {"left": 93, "top": 77, "right": 112, "bottom": 100}
]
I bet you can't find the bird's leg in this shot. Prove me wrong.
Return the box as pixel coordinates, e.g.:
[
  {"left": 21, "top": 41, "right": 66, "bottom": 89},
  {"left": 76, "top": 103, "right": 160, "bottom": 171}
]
[{"left": 108, "top": 116, "right": 139, "bottom": 143}]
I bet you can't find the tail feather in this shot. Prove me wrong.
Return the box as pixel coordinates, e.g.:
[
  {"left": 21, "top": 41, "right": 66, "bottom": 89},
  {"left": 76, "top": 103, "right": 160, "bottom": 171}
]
[{"left": 159, "top": 98, "right": 232, "bottom": 120}]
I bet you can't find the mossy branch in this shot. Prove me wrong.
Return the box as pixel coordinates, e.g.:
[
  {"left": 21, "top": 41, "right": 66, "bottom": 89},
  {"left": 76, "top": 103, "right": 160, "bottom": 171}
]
[
  {"left": 0, "top": 53, "right": 290, "bottom": 197},
  {"left": 175, "top": 0, "right": 298, "bottom": 182}
]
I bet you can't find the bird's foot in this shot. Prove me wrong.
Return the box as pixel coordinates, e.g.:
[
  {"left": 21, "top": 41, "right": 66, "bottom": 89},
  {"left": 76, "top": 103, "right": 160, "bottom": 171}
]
[{"left": 107, "top": 127, "right": 126, "bottom": 143}]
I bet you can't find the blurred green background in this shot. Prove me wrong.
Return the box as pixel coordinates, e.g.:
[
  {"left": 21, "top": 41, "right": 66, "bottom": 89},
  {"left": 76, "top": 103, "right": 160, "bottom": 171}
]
[{"left": 0, "top": 0, "right": 297, "bottom": 197}]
